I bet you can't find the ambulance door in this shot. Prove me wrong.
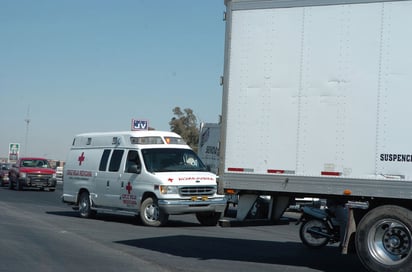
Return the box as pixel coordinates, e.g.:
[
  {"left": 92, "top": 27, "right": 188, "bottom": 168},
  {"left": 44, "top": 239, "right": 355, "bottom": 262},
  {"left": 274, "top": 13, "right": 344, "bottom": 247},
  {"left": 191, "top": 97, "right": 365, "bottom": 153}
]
[
  {"left": 95, "top": 149, "right": 124, "bottom": 208},
  {"left": 116, "top": 150, "right": 142, "bottom": 210},
  {"left": 94, "top": 149, "right": 112, "bottom": 208}
]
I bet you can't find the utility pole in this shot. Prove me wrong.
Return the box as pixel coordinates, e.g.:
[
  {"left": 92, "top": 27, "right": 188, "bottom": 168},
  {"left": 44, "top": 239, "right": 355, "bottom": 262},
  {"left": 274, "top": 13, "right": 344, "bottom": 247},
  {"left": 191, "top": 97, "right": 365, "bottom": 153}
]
[{"left": 24, "top": 105, "right": 31, "bottom": 156}]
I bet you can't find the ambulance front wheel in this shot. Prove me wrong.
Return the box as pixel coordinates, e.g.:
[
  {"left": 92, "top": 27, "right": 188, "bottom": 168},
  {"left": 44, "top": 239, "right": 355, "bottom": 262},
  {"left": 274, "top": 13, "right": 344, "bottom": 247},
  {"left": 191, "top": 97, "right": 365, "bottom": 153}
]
[{"left": 140, "top": 197, "right": 168, "bottom": 227}]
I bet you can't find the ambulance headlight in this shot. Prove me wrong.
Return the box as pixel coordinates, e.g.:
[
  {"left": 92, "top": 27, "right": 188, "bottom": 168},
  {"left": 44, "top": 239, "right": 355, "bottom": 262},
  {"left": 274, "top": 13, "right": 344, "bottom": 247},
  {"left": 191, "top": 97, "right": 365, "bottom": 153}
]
[
  {"left": 52, "top": 173, "right": 57, "bottom": 179},
  {"left": 159, "top": 185, "right": 179, "bottom": 194},
  {"left": 20, "top": 172, "right": 26, "bottom": 179}
]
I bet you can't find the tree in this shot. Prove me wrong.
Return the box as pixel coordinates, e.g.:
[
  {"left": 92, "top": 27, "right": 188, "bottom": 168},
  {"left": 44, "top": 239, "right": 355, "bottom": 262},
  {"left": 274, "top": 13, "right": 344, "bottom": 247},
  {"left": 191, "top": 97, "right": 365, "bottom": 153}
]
[{"left": 169, "top": 107, "right": 199, "bottom": 152}]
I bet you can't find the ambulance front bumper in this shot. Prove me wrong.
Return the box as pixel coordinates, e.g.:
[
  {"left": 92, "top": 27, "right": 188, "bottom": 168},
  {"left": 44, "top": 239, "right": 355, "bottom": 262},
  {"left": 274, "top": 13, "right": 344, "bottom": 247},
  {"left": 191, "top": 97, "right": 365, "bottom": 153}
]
[{"left": 158, "top": 197, "right": 227, "bottom": 215}]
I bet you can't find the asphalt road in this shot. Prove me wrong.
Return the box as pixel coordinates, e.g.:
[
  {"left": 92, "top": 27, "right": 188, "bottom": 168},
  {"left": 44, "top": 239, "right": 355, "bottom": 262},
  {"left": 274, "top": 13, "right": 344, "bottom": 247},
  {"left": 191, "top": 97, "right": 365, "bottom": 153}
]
[{"left": 0, "top": 184, "right": 366, "bottom": 272}]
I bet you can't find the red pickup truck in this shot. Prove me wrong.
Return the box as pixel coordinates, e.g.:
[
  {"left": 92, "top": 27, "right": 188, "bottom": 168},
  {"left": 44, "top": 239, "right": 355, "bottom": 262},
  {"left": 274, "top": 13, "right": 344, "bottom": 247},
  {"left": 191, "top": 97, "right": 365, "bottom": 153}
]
[{"left": 8, "top": 157, "right": 57, "bottom": 191}]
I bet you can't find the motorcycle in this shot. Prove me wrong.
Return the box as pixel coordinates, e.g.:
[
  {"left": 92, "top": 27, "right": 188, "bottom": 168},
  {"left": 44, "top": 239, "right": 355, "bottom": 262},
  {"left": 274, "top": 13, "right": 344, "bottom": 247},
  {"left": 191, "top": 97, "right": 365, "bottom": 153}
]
[{"left": 297, "top": 206, "right": 341, "bottom": 248}]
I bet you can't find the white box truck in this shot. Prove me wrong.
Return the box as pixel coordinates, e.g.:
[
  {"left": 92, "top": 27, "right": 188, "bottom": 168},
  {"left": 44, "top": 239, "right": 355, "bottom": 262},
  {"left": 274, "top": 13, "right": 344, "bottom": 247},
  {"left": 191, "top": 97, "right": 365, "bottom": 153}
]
[
  {"left": 220, "top": 0, "right": 412, "bottom": 271},
  {"left": 198, "top": 122, "right": 220, "bottom": 174},
  {"left": 62, "top": 130, "right": 226, "bottom": 227}
]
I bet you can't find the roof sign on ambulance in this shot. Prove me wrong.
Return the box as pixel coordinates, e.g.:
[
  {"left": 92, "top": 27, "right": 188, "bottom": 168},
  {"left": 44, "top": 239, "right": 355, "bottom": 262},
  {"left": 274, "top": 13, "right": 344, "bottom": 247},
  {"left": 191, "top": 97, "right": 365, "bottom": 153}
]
[{"left": 131, "top": 119, "right": 149, "bottom": 131}]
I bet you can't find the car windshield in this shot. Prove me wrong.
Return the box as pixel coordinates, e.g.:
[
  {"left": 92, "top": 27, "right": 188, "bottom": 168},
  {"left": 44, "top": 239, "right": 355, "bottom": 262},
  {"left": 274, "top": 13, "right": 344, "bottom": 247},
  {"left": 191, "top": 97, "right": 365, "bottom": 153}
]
[
  {"left": 141, "top": 148, "right": 207, "bottom": 173},
  {"left": 21, "top": 159, "right": 51, "bottom": 168},
  {"left": 1, "top": 164, "right": 11, "bottom": 170}
]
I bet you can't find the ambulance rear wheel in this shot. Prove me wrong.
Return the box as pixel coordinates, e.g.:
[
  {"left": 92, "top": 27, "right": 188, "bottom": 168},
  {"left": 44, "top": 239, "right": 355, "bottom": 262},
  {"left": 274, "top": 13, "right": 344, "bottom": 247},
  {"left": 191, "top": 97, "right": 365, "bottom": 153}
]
[
  {"left": 78, "top": 191, "right": 96, "bottom": 218},
  {"left": 140, "top": 197, "right": 168, "bottom": 227}
]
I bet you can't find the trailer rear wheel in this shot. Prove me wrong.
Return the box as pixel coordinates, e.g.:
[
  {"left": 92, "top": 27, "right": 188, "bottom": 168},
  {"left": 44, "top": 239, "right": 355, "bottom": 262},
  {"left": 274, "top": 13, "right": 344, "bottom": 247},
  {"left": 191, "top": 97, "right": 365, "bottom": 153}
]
[{"left": 356, "top": 205, "right": 412, "bottom": 272}]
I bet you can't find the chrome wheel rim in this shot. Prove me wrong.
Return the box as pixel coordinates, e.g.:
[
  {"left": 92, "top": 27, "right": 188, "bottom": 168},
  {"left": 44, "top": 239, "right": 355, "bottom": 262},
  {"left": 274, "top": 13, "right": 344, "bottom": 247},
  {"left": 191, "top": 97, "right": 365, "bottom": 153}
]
[
  {"left": 79, "top": 195, "right": 89, "bottom": 216},
  {"left": 368, "top": 219, "right": 411, "bottom": 265},
  {"left": 144, "top": 203, "right": 159, "bottom": 222}
]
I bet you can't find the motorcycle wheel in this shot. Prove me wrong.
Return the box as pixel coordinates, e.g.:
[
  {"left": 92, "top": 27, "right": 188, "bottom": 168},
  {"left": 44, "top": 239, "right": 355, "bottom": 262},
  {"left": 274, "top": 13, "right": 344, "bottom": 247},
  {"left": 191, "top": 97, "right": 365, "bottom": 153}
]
[{"left": 300, "top": 218, "right": 330, "bottom": 248}]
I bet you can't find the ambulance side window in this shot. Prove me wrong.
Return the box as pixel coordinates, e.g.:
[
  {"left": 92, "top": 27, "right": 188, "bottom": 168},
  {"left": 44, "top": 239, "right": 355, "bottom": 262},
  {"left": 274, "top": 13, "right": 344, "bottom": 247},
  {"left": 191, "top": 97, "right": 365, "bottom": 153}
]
[
  {"left": 109, "top": 149, "right": 124, "bottom": 172},
  {"left": 99, "top": 149, "right": 111, "bottom": 171},
  {"left": 125, "top": 150, "right": 141, "bottom": 173}
]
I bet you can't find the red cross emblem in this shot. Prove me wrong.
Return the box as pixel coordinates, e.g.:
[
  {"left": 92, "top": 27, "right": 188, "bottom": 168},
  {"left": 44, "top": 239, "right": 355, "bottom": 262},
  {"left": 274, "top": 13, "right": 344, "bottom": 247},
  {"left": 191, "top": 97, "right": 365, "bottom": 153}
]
[
  {"left": 126, "top": 182, "right": 132, "bottom": 194},
  {"left": 78, "top": 152, "right": 85, "bottom": 166}
]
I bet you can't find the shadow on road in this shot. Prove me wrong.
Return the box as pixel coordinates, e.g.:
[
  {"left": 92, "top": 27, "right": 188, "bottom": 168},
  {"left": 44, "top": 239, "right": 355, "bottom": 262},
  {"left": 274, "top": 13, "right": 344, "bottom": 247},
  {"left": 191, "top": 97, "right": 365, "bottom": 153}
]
[
  {"left": 115, "top": 235, "right": 366, "bottom": 272},
  {"left": 47, "top": 211, "right": 79, "bottom": 218},
  {"left": 46, "top": 211, "right": 203, "bottom": 227}
]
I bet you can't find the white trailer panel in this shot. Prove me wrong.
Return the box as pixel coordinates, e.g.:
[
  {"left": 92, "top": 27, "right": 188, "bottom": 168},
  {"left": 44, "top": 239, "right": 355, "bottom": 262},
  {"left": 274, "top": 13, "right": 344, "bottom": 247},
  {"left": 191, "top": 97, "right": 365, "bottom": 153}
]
[
  {"left": 221, "top": 0, "right": 412, "bottom": 186},
  {"left": 220, "top": 1, "right": 412, "bottom": 270}
]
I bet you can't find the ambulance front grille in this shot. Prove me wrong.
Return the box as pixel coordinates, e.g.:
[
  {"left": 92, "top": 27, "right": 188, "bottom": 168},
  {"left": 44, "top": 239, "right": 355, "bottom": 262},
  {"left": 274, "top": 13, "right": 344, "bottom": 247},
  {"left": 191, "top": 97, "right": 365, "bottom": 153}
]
[{"left": 179, "top": 186, "right": 215, "bottom": 196}]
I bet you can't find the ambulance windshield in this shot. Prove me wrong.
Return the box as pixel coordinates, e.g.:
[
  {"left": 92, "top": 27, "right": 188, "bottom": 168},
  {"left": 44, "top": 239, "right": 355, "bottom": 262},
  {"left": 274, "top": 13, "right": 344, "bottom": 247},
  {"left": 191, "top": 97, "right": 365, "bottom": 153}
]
[{"left": 141, "top": 148, "right": 208, "bottom": 173}]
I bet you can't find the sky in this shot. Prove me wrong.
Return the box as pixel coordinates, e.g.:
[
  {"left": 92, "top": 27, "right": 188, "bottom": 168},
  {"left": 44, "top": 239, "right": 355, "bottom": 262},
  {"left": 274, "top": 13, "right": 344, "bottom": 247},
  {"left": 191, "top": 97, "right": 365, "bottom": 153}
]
[{"left": 0, "top": 0, "right": 226, "bottom": 161}]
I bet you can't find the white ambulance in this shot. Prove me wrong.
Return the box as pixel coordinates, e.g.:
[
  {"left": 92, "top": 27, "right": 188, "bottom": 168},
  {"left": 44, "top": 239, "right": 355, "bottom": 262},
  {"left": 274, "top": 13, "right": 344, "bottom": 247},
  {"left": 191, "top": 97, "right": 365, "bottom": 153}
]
[{"left": 62, "top": 130, "right": 226, "bottom": 227}]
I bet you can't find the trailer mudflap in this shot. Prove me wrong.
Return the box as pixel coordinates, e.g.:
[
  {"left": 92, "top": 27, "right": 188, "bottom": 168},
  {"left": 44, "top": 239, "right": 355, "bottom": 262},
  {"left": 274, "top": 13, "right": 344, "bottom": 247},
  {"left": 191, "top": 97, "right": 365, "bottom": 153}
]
[{"left": 341, "top": 201, "right": 369, "bottom": 254}]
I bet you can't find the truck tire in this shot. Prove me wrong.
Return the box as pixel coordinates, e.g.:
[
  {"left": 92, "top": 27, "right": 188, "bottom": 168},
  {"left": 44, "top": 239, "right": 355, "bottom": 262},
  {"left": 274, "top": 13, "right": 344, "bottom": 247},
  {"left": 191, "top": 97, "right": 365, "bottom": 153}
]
[
  {"left": 140, "top": 197, "right": 168, "bottom": 227},
  {"left": 356, "top": 205, "right": 412, "bottom": 272},
  {"left": 196, "top": 212, "right": 221, "bottom": 226},
  {"left": 299, "top": 219, "right": 329, "bottom": 248},
  {"left": 78, "top": 191, "right": 96, "bottom": 218},
  {"left": 8, "top": 177, "right": 14, "bottom": 190},
  {"left": 16, "top": 179, "right": 22, "bottom": 191}
]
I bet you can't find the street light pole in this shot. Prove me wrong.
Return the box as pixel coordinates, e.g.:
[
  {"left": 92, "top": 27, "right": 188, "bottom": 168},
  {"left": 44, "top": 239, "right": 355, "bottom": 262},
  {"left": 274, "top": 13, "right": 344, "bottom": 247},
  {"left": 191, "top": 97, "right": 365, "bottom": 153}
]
[{"left": 24, "top": 105, "right": 31, "bottom": 156}]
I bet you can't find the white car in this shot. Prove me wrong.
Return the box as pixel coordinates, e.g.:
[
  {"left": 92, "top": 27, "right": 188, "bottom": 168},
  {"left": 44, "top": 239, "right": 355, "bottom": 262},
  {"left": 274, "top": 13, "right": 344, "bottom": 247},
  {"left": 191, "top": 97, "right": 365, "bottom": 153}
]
[{"left": 56, "top": 166, "right": 64, "bottom": 180}]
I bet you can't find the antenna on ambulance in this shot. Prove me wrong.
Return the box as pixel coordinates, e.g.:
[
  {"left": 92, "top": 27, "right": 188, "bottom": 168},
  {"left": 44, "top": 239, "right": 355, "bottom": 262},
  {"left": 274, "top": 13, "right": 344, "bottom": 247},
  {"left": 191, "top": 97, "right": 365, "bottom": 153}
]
[{"left": 24, "top": 105, "right": 31, "bottom": 156}]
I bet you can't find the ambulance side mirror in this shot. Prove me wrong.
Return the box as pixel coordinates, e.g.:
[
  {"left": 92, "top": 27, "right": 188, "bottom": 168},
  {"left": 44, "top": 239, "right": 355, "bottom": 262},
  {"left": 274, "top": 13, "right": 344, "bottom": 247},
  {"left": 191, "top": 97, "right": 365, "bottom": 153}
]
[{"left": 128, "top": 164, "right": 141, "bottom": 174}]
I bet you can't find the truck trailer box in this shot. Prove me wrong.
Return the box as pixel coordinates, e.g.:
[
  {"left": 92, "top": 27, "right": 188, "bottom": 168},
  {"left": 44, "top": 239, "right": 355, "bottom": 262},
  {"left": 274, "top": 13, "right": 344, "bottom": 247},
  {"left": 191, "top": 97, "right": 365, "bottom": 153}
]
[
  {"left": 220, "top": 0, "right": 412, "bottom": 196},
  {"left": 198, "top": 123, "right": 220, "bottom": 175},
  {"left": 220, "top": 0, "right": 412, "bottom": 271}
]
